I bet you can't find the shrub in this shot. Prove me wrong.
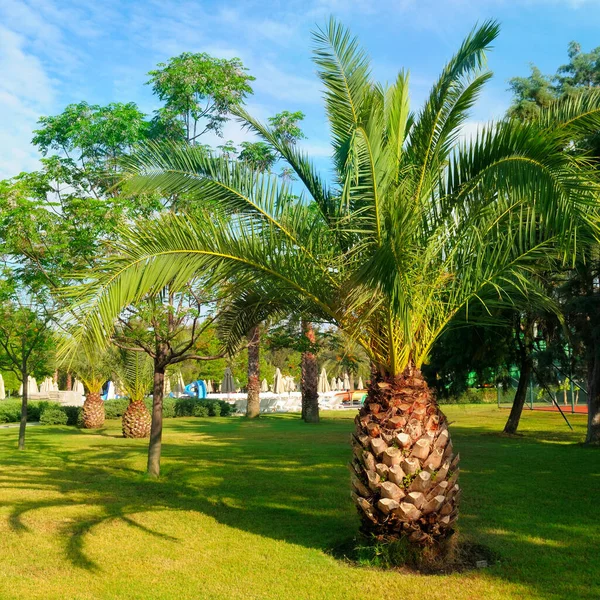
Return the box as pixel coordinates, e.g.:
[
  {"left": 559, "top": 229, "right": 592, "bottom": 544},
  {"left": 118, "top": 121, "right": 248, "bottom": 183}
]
[
  {"left": 218, "top": 400, "right": 232, "bottom": 417},
  {"left": 0, "top": 400, "right": 21, "bottom": 423},
  {"left": 104, "top": 398, "right": 130, "bottom": 419},
  {"left": 62, "top": 405, "right": 82, "bottom": 426},
  {"left": 192, "top": 404, "right": 209, "bottom": 417},
  {"left": 40, "top": 406, "right": 68, "bottom": 426},
  {"left": 174, "top": 398, "right": 196, "bottom": 417},
  {"left": 207, "top": 401, "right": 221, "bottom": 417}
]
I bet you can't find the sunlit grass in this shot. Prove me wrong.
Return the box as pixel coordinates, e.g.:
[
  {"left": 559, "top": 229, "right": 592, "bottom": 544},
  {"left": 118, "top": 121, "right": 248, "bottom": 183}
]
[{"left": 0, "top": 406, "right": 597, "bottom": 599}]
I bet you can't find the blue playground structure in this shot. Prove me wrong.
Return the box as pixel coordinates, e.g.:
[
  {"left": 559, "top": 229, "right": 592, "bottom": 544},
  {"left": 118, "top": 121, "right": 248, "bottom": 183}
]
[{"left": 184, "top": 380, "right": 207, "bottom": 399}]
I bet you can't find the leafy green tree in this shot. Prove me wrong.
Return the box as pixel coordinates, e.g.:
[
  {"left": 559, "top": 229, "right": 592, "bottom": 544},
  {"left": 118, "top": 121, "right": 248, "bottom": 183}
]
[
  {"left": 557, "top": 42, "right": 600, "bottom": 91},
  {"left": 97, "top": 289, "right": 224, "bottom": 477},
  {"left": 0, "top": 299, "right": 55, "bottom": 450},
  {"left": 64, "top": 20, "right": 600, "bottom": 552},
  {"left": 147, "top": 52, "right": 254, "bottom": 143},
  {"left": 507, "top": 66, "right": 556, "bottom": 121},
  {"left": 508, "top": 42, "right": 600, "bottom": 441},
  {"left": 238, "top": 142, "right": 277, "bottom": 173}
]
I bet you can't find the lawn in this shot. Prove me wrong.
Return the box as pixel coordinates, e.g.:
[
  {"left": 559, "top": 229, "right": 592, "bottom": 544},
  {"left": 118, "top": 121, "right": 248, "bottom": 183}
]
[{"left": 0, "top": 405, "right": 597, "bottom": 600}]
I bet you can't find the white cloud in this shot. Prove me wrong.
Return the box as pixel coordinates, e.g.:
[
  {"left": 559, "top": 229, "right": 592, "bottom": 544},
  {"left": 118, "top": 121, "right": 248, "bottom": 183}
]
[{"left": 0, "top": 26, "right": 56, "bottom": 178}]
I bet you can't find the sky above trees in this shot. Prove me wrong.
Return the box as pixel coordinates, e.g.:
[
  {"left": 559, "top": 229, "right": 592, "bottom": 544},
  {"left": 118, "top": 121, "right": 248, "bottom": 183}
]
[{"left": 2, "top": 0, "right": 600, "bottom": 179}]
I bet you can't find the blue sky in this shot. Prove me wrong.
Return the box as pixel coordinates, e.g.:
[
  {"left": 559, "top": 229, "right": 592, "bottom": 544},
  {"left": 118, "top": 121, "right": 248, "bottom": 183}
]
[{"left": 2, "top": 0, "right": 600, "bottom": 179}]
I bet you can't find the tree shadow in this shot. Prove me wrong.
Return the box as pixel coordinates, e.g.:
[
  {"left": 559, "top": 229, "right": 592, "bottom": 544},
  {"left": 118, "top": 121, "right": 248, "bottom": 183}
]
[{"left": 0, "top": 414, "right": 599, "bottom": 599}]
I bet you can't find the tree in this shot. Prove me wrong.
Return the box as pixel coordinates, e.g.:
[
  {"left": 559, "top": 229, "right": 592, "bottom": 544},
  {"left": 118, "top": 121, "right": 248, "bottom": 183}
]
[
  {"left": 147, "top": 52, "right": 254, "bottom": 143},
  {"left": 508, "top": 42, "right": 600, "bottom": 442},
  {"left": 64, "top": 20, "right": 600, "bottom": 554},
  {"left": 507, "top": 66, "right": 556, "bottom": 121},
  {"left": 0, "top": 301, "right": 54, "bottom": 449},
  {"left": 88, "top": 289, "right": 224, "bottom": 477}
]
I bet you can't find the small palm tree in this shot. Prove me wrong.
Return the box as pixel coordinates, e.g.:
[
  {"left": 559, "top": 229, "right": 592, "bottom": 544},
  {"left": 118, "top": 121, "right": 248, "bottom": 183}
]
[
  {"left": 115, "top": 350, "right": 153, "bottom": 438},
  {"left": 71, "top": 347, "right": 108, "bottom": 429},
  {"left": 64, "top": 20, "right": 600, "bottom": 552}
]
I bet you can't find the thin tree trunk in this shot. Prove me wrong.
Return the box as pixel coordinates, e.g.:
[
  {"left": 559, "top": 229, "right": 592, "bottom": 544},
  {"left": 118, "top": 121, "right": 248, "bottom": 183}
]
[
  {"left": 147, "top": 358, "right": 166, "bottom": 478},
  {"left": 301, "top": 321, "right": 319, "bottom": 423},
  {"left": 349, "top": 372, "right": 355, "bottom": 392},
  {"left": 66, "top": 372, "right": 72, "bottom": 391},
  {"left": 504, "top": 357, "right": 532, "bottom": 434},
  {"left": 18, "top": 365, "right": 28, "bottom": 451},
  {"left": 503, "top": 317, "right": 534, "bottom": 435},
  {"left": 586, "top": 347, "right": 600, "bottom": 443},
  {"left": 246, "top": 326, "right": 260, "bottom": 418}
]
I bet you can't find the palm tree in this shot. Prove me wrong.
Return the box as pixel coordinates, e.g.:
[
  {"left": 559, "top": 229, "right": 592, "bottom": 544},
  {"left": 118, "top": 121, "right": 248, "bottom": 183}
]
[
  {"left": 115, "top": 350, "right": 153, "bottom": 438},
  {"left": 64, "top": 20, "right": 600, "bottom": 551},
  {"left": 73, "top": 350, "right": 107, "bottom": 429}
]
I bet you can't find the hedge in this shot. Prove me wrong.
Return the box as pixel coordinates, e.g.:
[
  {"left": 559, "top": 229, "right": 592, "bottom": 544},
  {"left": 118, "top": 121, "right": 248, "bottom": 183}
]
[{"left": 0, "top": 396, "right": 232, "bottom": 426}]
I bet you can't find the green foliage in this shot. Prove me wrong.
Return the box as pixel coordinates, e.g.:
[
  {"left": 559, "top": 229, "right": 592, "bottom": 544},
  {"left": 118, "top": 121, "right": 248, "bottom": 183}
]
[
  {"left": 113, "top": 350, "right": 153, "bottom": 403},
  {"left": 40, "top": 406, "right": 68, "bottom": 426},
  {"left": 104, "top": 398, "right": 130, "bottom": 419},
  {"left": 102, "top": 396, "right": 231, "bottom": 420},
  {"left": 268, "top": 111, "right": 306, "bottom": 145},
  {"left": 65, "top": 19, "right": 600, "bottom": 382},
  {"left": 0, "top": 302, "right": 55, "bottom": 387},
  {"left": 507, "top": 66, "right": 556, "bottom": 120},
  {"left": 147, "top": 52, "right": 254, "bottom": 141},
  {"left": 238, "top": 142, "right": 277, "bottom": 173},
  {"left": 0, "top": 400, "right": 81, "bottom": 425}
]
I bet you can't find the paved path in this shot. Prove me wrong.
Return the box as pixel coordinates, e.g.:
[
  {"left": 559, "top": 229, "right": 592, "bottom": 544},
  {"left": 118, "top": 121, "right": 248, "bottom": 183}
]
[{"left": 0, "top": 422, "right": 41, "bottom": 429}]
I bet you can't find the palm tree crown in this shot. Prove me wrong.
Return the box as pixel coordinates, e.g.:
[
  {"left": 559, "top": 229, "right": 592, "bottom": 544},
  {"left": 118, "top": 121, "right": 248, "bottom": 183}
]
[{"left": 65, "top": 19, "right": 600, "bottom": 378}]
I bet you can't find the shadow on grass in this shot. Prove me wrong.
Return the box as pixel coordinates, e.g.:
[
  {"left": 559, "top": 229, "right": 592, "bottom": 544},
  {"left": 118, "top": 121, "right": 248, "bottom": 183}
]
[{"left": 0, "top": 412, "right": 599, "bottom": 599}]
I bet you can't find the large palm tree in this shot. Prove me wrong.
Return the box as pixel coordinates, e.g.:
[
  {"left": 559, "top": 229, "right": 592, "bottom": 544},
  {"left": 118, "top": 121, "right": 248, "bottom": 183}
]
[{"left": 64, "top": 20, "right": 600, "bottom": 551}]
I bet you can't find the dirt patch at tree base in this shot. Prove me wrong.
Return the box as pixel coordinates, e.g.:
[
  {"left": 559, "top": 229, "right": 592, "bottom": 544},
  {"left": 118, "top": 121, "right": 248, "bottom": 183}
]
[{"left": 327, "top": 533, "right": 500, "bottom": 574}]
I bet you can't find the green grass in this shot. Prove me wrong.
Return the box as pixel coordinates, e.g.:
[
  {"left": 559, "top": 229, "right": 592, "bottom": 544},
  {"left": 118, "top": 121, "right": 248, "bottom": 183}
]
[{"left": 0, "top": 406, "right": 598, "bottom": 599}]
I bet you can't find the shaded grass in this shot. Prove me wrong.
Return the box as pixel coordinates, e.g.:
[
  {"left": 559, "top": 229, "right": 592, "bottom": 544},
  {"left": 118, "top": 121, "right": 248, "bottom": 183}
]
[{"left": 0, "top": 406, "right": 597, "bottom": 599}]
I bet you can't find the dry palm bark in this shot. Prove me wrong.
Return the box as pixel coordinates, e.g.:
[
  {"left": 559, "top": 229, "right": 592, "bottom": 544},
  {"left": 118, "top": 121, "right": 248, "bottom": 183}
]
[
  {"left": 301, "top": 320, "right": 319, "bottom": 423},
  {"left": 350, "top": 364, "right": 459, "bottom": 548},
  {"left": 122, "top": 400, "right": 152, "bottom": 438},
  {"left": 246, "top": 326, "right": 260, "bottom": 418},
  {"left": 81, "top": 391, "right": 105, "bottom": 429}
]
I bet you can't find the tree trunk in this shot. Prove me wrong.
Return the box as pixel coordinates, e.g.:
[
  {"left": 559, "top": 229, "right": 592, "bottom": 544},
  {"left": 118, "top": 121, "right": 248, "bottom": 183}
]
[
  {"left": 18, "top": 366, "right": 28, "bottom": 451},
  {"left": 301, "top": 321, "right": 319, "bottom": 423},
  {"left": 350, "top": 363, "right": 459, "bottom": 551},
  {"left": 586, "top": 346, "right": 600, "bottom": 443},
  {"left": 503, "top": 356, "right": 532, "bottom": 434},
  {"left": 147, "top": 359, "right": 166, "bottom": 478},
  {"left": 503, "top": 317, "right": 534, "bottom": 435},
  {"left": 66, "top": 372, "right": 72, "bottom": 391},
  {"left": 349, "top": 372, "right": 355, "bottom": 392},
  {"left": 246, "top": 326, "right": 260, "bottom": 418}
]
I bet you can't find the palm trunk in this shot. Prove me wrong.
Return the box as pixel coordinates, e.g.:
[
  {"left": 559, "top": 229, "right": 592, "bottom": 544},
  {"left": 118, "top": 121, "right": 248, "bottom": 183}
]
[
  {"left": 350, "top": 363, "right": 459, "bottom": 550},
  {"left": 301, "top": 321, "right": 319, "bottom": 423},
  {"left": 586, "top": 346, "right": 600, "bottom": 443},
  {"left": 18, "top": 364, "right": 28, "bottom": 451},
  {"left": 122, "top": 400, "right": 152, "bottom": 438},
  {"left": 503, "top": 316, "right": 533, "bottom": 435},
  {"left": 81, "top": 392, "right": 105, "bottom": 429},
  {"left": 147, "top": 358, "right": 165, "bottom": 477},
  {"left": 246, "top": 326, "right": 260, "bottom": 418},
  {"left": 66, "top": 372, "right": 72, "bottom": 391}
]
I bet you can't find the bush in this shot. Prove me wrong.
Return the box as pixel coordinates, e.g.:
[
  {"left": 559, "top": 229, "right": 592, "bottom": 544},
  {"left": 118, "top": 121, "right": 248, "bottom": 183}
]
[
  {"left": 218, "top": 400, "right": 232, "bottom": 417},
  {"left": 174, "top": 398, "right": 196, "bottom": 417},
  {"left": 207, "top": 401, "right": 221, "bottom": 417},
  {"left": 62, "top": 405, "right": 82, "bottom": 426},
  {"left": 104, "top": 398, "right": 130, "bottom": 419},
  {"left": 438, "top": 387, "right": 497, "bottom": 405},
  {"left": 192, "top": 404, "right": 209, "bottom": 417},
  {"left": 40, "top": 406, "right": 68, "bottom": 426}
]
